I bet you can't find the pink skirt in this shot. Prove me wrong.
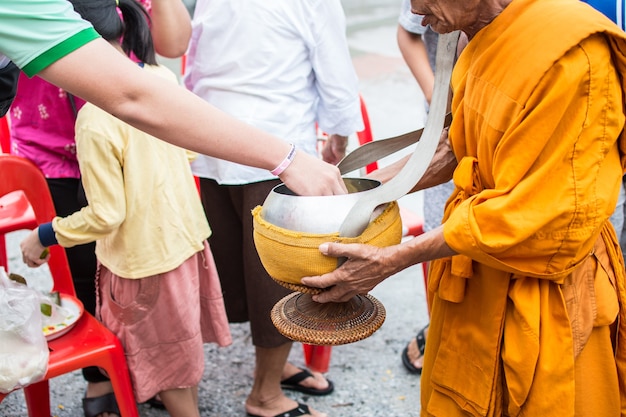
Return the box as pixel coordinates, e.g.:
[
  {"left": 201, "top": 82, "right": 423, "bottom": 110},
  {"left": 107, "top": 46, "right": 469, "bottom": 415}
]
[{"left": 96, "top": 241, "right": 231, "bottom": 403}]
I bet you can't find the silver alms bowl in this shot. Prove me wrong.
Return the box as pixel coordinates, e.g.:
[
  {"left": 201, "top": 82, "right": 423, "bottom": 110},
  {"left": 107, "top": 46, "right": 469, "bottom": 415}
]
[{"left": 260, "top": 178, "right": 381, "bottom": 234}]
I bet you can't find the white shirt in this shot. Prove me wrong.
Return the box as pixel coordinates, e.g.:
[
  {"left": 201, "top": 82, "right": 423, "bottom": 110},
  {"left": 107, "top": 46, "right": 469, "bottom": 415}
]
[{"left": 184, "top": 0, "right": 363, "bottom": 184}]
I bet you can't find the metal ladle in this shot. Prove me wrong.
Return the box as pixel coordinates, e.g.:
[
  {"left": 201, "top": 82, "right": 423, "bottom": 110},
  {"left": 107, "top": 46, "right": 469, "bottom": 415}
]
[{"left": 338, "top": 30, "right": 460, "bottom": 238}]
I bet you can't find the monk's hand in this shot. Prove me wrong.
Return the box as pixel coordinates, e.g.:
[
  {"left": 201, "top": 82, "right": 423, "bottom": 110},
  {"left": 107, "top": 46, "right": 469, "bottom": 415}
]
[{"left": 300, "top": 242, "right": 397, "bottom": 303}]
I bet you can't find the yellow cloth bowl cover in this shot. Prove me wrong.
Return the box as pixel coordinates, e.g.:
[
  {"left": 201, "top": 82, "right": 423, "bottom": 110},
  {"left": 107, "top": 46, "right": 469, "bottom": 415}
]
[{"left": 252, "top": 201, "right": 402, "bottom": 285}]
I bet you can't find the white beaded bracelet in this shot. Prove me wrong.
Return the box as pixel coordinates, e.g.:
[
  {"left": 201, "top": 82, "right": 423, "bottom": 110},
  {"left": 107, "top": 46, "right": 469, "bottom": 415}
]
[{"left": 270, "top": 144, "right": 296, "bottom": 176}]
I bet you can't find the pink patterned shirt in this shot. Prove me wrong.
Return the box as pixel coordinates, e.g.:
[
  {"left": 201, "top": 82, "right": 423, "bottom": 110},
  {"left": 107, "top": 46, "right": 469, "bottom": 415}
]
[{"left": 10, "top": 77, "right": 85, "bottom": 178}]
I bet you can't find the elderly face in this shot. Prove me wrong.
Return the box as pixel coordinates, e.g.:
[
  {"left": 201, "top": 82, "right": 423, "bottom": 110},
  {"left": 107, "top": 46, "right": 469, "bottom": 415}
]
[{"left": 410, "top": 0, "right": 510, "bottom": 38}]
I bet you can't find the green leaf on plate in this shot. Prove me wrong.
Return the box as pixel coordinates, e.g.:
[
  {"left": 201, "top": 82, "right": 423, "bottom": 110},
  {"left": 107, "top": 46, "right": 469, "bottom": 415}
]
[{"left": 40, "top": 303, "right": 52, "bottom": 317}]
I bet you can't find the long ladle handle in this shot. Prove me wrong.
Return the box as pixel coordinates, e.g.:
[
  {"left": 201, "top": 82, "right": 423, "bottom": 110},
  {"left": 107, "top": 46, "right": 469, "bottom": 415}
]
[
  {"left": 338, "top": 30, "right": 460, "bottom": 238},
  {"left": 337, "top": 113, "right": 452, "bottom": 176}
]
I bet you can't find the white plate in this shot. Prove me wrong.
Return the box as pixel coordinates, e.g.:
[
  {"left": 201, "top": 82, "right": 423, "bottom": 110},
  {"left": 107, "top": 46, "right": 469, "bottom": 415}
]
[{"left": 42, "top": 294, "right": 84, "bottom": 341}]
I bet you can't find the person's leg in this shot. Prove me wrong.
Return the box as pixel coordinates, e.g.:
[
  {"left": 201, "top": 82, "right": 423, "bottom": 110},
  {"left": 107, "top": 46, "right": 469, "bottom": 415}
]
[
  {"left": 246, "top": 344, "right": 294, "bottom": 415},
  {"left": 200, "top": 179, "right": 328, "bottom": 416},
  {"left": 199, "top": 178, "right": 248, "bottom": 321},
  {"left": 246, "top": 345, "right": 327, "bottom": 417},
  {"left": 280, "top": 362, "right": 332, "bottom": 394},
  {"left": 159, "top": 386, "right": 201, "bottom": 417},
  {"left": 239, "top": 181, "right": 331, "bottom": 389}
]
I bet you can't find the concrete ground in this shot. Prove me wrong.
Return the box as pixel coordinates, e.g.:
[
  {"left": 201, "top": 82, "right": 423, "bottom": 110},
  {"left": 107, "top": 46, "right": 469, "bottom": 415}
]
[{"left": 0, "top": 1, "right": 433, "bottom": 416}]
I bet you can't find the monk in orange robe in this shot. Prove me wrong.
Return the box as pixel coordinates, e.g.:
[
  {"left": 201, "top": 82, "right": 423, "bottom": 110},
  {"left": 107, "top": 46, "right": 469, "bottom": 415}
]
[{"left": 301, "top": 0, "right": 626, "bottom": 415}]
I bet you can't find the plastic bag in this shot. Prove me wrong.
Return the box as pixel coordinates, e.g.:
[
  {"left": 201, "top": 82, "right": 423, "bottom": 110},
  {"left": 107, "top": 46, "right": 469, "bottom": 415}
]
[{"left": 0, "top": 267, "right": 49, "bottom": 393}]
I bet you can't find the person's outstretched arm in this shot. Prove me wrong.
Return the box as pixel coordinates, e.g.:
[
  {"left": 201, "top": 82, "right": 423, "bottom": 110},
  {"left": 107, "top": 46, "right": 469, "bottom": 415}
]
[{"left": 38, "top": 38, "right": 347, "bottom": 196}]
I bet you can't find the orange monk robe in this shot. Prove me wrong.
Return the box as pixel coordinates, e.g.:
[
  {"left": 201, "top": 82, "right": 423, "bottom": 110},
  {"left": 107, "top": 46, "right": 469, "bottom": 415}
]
[{"left": 421, "top": 0, "right": 626, "bottom": 415}]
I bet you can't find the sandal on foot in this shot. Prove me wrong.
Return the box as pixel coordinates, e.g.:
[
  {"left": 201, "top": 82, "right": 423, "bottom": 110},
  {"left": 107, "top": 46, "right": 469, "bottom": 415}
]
[
  {"left": 247, "top": 402, "right": 312, "bottom": 417},
  {"left": 82, "top": 392, "right": 120, "bottom": 417},
  {"left": 401, "top": 325, "right": 427, "bottom": 374},
  {"left": 280, "top": 368, "right": 334, "bottom": 396}
]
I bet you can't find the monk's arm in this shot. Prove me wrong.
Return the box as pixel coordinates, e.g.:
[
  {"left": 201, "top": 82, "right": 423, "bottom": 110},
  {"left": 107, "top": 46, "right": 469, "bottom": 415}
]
[
  {"left": 302, "top": 225, "right": 456, "bottom": 303},
  {"left": 368, "top": 127, "right": 457, "bottom": 191}
]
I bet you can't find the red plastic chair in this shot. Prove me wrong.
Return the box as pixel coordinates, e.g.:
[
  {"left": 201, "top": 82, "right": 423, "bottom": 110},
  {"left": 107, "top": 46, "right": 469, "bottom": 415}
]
[
  {"left": 0, "top": 154, "right": 139, "bottom": 417},
  {"left": 0, "top": 116, "right": 10, "bottom": 289},
  {"left": 0, "top": 190, "right": 38, "bottom": 267},
  {"left": 0, "top": 115, "right": 11, "bottom": 271}
]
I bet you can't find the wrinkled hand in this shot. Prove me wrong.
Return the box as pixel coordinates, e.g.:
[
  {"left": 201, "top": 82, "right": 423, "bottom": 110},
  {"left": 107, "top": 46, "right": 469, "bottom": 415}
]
[
  {"left": 279, "top": 151, "right": 348, "bottom": 196},
  {"left": 408, "top": 126, "right": 456, "bottom": 191},
  {"left": 320, "top": 134, "right": 348, "bottom": 166},
  {"left": 20, "top": 229, "right": 49, "bottom": 268},
  {"left": 300, "top": 242, "right": 398, "bottom": 303}
]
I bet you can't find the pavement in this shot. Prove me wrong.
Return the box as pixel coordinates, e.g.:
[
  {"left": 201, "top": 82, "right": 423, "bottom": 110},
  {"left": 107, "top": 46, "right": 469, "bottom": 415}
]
[{"left": 0, "top": 1, "right": 432, "bottom": 416}]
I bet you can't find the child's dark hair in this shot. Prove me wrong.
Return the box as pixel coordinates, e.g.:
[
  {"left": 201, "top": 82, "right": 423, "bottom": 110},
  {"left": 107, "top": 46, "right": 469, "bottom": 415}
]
[{"left": 69, "top": 0, "right": 157, "bottom": 65}]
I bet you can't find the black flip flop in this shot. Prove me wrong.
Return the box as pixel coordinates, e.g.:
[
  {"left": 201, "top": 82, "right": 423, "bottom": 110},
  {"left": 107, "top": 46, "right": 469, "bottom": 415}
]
[
  {"left": 280, "top": 368, "right": 334, "bottom": 396},
  {"left": 401, "top": 325, "right": 427, "bottom": 374},
  {"left": 83, "top": 392, "right": 120, "bottom": 417},
  {"left": 247, "top": 402, "right": 312, "bottom": 417}
]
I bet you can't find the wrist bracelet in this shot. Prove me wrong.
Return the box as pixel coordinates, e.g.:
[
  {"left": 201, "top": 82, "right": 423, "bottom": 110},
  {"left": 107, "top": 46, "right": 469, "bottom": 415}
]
[{"left": 270, "top": 144, "right": 296, "bottom": 176}]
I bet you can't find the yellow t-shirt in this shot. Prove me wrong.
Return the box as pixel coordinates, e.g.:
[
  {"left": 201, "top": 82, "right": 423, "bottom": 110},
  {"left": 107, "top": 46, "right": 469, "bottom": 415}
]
[{"left": 52, "top": 64, "right": 210, "bottom": 279}]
